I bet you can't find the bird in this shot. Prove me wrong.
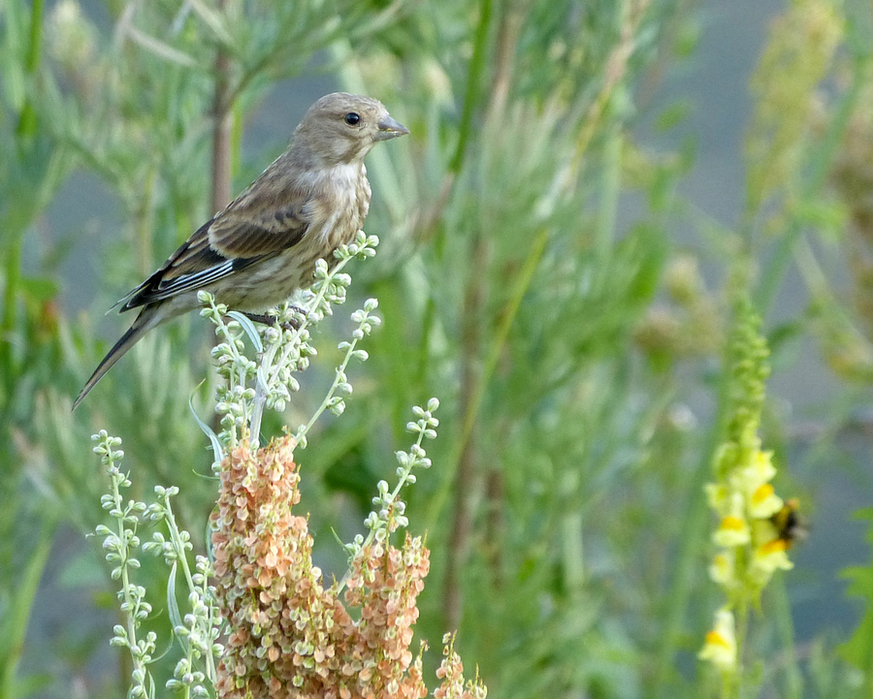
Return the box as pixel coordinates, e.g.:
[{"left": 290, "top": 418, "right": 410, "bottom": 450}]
[{"left": 73, "top": 92, "right": 408, "bottom": 410}]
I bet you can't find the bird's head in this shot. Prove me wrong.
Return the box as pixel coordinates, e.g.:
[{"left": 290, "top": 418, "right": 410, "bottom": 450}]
[{"left": 294, "top": 92, "right": 409, "bottom": 166}]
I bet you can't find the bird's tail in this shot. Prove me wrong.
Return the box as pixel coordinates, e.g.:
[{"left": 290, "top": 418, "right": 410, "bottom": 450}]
[{"left": 73, "top": 304, "right": 164, "bottom": 410}]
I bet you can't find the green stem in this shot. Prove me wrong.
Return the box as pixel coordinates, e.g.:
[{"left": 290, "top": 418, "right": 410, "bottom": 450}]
[
  {"left": 735, "top": 596, "right": 749, "bottom": 699},
  {"left": 296, "top": 329, "right": 363, "bottom": 442},
  {"left": 112, "top": 473, "right": 147, "bottom": 692},
  {"left": 770, "top": 577, "right": 802, "bottom": 699},
  {"left": 16, "top": 0, "right": 44, "bottom": 138},
  {"left": 165, "top": 499, "right": 197, "bottom": 602},
  {"left": 443, "top": 227, "right": 487, "bottom": 630},
  {"left": 164, "top": 496, "right": 216, "bottom": 683},
  {"left": 416, "top": 296, "right": 436, "bottom": 389},
  {"left": 449, "top": 0, "right": 493, "bottom": 174},
  {"left": 210, "top": 0, "right": 233, "bottom": 214},
  {"left": 0, "top": 235, "right": 23, "bottom": 397},
  {"left": 0, "top": 517, "right": 55, "bottom": 699},
  {"left": 24, "top": 0, "right": 44, "bottom": 75}
]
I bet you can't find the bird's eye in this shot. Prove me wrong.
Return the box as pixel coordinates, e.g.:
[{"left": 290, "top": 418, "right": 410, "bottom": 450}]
[{"left": 344, "top": 112, "right": 361, "bottom": 126}]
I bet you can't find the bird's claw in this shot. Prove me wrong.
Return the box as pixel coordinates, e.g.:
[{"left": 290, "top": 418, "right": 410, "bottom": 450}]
[{"left": 239, "top": 309, "right": 304, "bottom": 332}]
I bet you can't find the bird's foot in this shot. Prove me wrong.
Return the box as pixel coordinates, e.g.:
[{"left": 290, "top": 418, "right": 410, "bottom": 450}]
[
  {"left": 239, "top": 310, "right": 304, "bottom": 332},
  {"left": 238, "top": 312, "right": 274, "bottom": 326}
]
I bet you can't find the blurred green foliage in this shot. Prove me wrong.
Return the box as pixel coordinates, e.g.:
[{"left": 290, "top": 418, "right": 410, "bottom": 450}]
[{"left": 2, "top": 0, "right": 873, "bottom": 696}]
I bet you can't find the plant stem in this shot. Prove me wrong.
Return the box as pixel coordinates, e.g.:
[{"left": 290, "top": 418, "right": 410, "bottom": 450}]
[
  {"left": 0, "top": 235, "right": 22, "bottom": 398},
  {"left": 296, "top": 332, "right": 362, "bottom": 442},
  {"left": 113, "top": 473, "right": 148, "bottom": 694},
  {"left": 210, "top": 0, "right": 233, "bottom": 214},
  {"left": 770, "top": 576, "right": 802, "bottom": 699},
  {"left": 443, "top": 230, "right": 487, "bottom": 631},
  {"left": 0, "top": 518, "right": 54, "bottom": 699},
  {"left": 165, "top": 497, "right": 217, "bottom": 682},
  {"left": 449, "top": 0, "right": 493, "bottom": 174},
  {"left": 15, "top": 0, "right": 44, "bottom": 138}
]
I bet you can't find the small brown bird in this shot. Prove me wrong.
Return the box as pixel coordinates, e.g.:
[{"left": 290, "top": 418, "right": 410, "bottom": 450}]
[{"left": 74, "top": 93, "right": 408, "bottom": 409}]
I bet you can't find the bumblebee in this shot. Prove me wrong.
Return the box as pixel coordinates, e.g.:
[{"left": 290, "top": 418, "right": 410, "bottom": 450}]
[{"left": 769, "top": 498, "right": 807, "bottom": 548}]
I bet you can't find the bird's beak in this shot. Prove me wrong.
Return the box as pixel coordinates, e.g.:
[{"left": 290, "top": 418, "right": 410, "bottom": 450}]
[{"left": 376, "top": 115, "right": 409, "bottom": 140}]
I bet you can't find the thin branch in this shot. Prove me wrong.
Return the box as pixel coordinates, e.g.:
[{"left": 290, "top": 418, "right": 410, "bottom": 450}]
[
  {"left": 443, "top": 230, "right": 488, "bottom": 631},
  {"left": 210, "top": 0, "right": 233, "bottom": 214}
]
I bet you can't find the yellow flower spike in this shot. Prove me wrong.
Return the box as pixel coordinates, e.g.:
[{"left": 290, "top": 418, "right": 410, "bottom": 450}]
[{"left": 699, "top": 608, "right": 737, "bottom": 673}]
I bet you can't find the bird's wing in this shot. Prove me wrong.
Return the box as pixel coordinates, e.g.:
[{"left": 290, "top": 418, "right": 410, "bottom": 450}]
[
  {"left": 119, "top": 194, "right": 311, "bottom": 310},
  {"left": 207, "top": 196, "right": 310, "bottom": 258}
]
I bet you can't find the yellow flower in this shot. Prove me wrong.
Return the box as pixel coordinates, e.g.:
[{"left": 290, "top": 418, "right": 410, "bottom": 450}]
[
  {"left": 709, "top": 551, "right": 736, "bottom": 587},
  {"left": 712, "top": 492, "right": 751, "bottom": 547},
  {"left": 748, "top": 481, "right": 784, "bottom": 519},
  {"left": 722, "top": 448, "right": 783, "bottom": 518},
  {"left": 714, "top": 515, "right": 751, "bottom": 547},
  {"left": 699, "top": 608, "right": 737, "bottom": 673},
  {"left": 750, "top": 448, "right": 776, "bottom": 478},
  {"left": 749, "top": 538, "right": 794, "bottom": 587},
  {"left": 735, "top": 448, "right": 776, "bottom": 487}
]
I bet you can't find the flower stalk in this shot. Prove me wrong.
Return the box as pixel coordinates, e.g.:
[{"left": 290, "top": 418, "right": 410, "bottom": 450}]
[{"left": 698, "top": 294, "right": 798, "bottom": 695}]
